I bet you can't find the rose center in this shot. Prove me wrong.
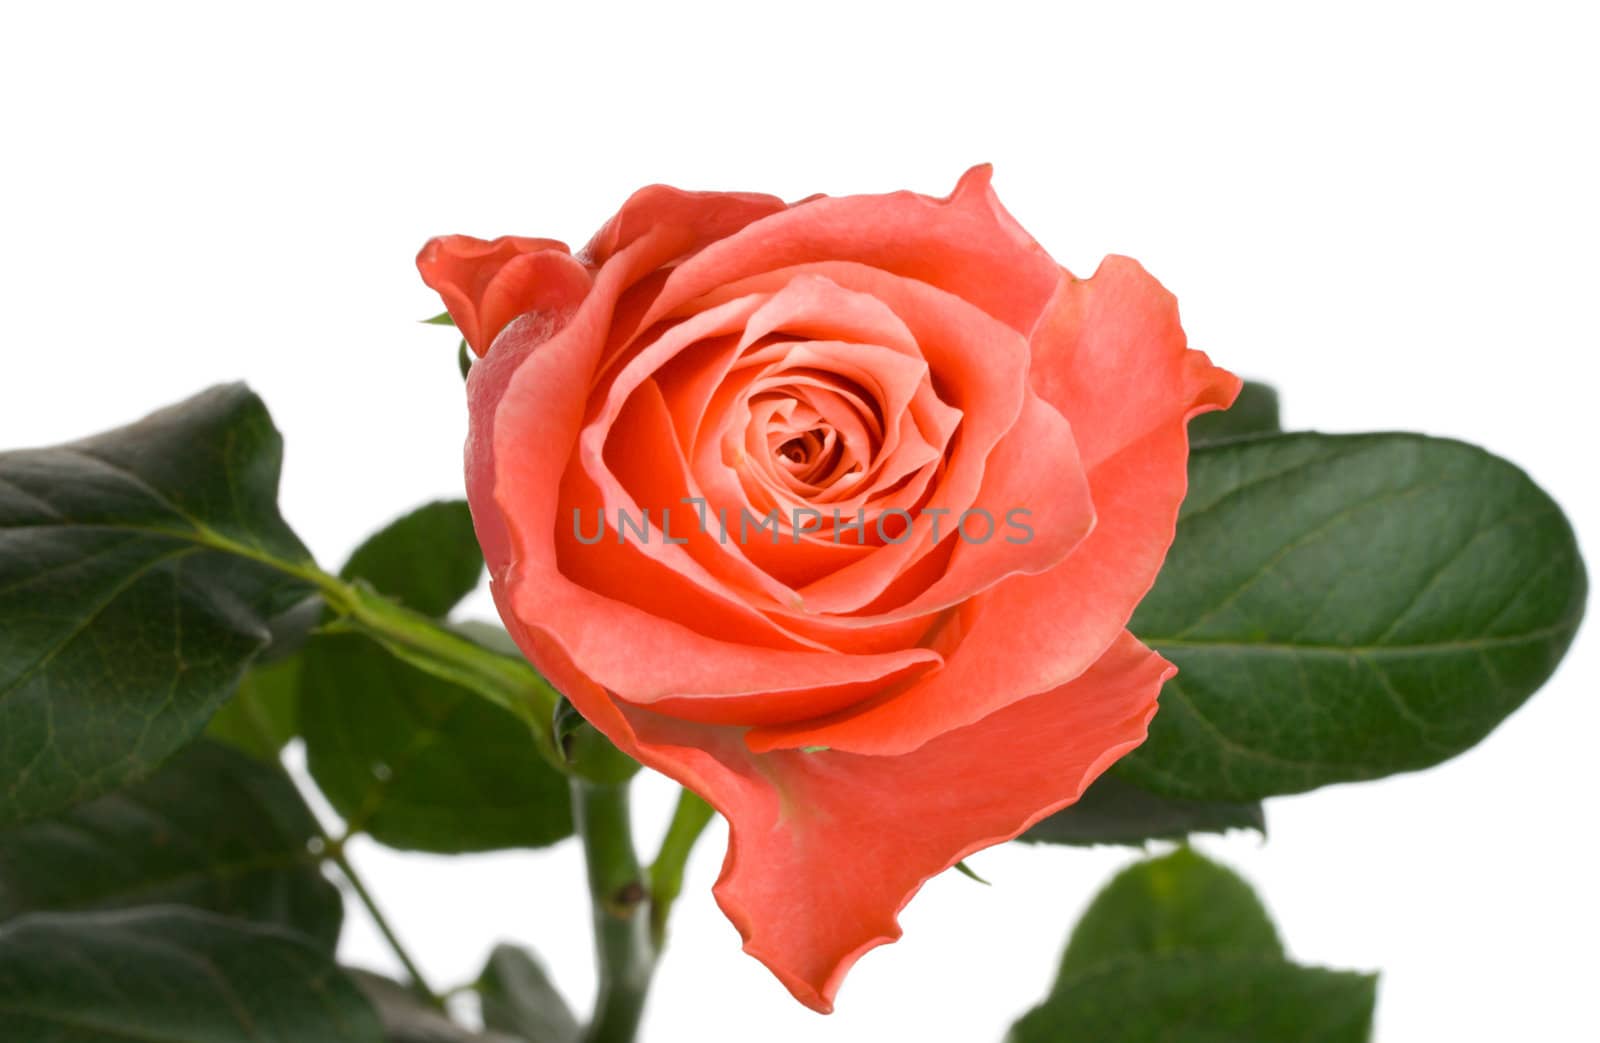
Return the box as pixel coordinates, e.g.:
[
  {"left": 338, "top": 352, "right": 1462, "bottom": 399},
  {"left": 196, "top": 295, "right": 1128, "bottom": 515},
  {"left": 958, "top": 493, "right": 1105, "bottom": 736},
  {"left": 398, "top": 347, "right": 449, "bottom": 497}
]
[
  {"left": 779, "top": 433, "right": 817, "bottom": 464},
  {"left": 773, "top": 426, "right": 843, "bottom": 481}
]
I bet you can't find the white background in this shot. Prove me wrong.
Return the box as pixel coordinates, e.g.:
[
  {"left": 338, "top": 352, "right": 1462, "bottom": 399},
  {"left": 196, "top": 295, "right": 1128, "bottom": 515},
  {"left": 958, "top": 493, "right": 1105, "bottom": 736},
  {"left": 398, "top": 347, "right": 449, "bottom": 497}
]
[{"left": 2, "top": 3, "right": 1596, "bottom": 1041}]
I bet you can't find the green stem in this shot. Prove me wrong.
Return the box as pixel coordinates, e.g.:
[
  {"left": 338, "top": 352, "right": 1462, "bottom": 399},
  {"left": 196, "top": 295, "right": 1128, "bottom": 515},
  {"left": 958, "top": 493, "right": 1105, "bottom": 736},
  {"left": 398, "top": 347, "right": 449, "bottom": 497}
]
[
  {"left": 231, "top": 702, "right": 444, "bottom": 1009},
  {"left": 198, "top": 527, "right": 566, "bottom": 771},
  {"left": 571, "top": 776, "right": 656, "bottom": 1043},
  {"left": 647, "top": 791, "right": 715, "bottom": 949},
  {"left": 327, "top": 841, "right": 444, "bottom": 1008},
  {"left": 326, "top": 582, "right": 556, "bottom": 728}
]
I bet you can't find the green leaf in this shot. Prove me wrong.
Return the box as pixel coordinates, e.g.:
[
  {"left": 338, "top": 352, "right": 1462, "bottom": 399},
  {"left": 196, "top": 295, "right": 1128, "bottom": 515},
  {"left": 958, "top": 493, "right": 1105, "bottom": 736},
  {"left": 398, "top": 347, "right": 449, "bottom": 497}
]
[
  {"left": 0, "top": 384, "right": 317, "bottom": 827},
  {"left": 0, "top": 739, "right": 341, "bottom": 949},
  {"left": 1006, "top": 954, "right": 1377, "bottom": 1043},
  {"left": 1123, "top": 432, "right": 1586, "bottom": 800},
  {"left": 1022, "top": 773, "right": 1264, "bottom": 847},
  {"left": 0, "top": 907, "right": 383, "bottom": 1041},
  {"left": 422, "top": 312, "right": 457, "bottom": 326},
  {"left": 478, "top": 943, "right": 581, "bottom": 1043},
  {"left": 302, "top": 635, "right": 572, "bottom": 852},
  {"left": 300, "top": 504, "right": 570, "bottom": 853},
  {"left": 342, "top": 500, "right": 483, "bottom": 618},
  {"left": 1057, "top": 848, "right": 1281, "bottom": 976},
  {"left": 351, "top": 971, "right": 520, "bottom": 1043},
  {"left": 206, "top": 653, "right": 302, "bottom": 761},
  {"left": 1008, "top": 849, "right": 1375, "bottom": 1043},
  {"left": 1190, "top": 379, "right": 1280, "bottom": 446}
]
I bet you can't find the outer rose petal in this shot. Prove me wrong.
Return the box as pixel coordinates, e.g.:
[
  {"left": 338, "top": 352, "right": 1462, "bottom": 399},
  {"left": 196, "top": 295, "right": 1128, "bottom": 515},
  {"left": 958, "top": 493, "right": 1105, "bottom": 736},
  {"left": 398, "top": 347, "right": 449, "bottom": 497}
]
[
  {"left": 641, "top": 165, "right": 1061, "bottom": 336},
  {"left": 510, "top": 617, "right": 1170, "bottom": 1013},
  {"left": 416, "top": 235, "right": 590, "bottom": 355},
  {"left": 1029, "top": 254, "right": 1240, "bottom": 469},
  {"left": 581, "top": 184, "right": 788, "bottom": 267}
]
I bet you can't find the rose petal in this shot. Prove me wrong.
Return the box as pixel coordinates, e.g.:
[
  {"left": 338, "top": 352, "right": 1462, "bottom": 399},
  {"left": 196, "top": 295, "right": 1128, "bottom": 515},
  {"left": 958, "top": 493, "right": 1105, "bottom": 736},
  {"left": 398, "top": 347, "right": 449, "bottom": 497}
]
[
  {"left": 581, "top": 184, "right": 788, "bottom": 267},
  {"left": 1029, "top": 255, "right": 1240, "bottom": 469},
  {"left": 642, "top": 165, "right": 1061, "bottom": 335},
  {"left": 719, "top": 271, "right": 923, "bottom": 357},
  {"left": 557, "top": 630, "right": 1169, "bottom": 1012},
  {"left": 586, "top": 187, "right": 788, "bottom": 379},
  {"left": 416, "top": 235, "right": 590, "bottom": 356}
]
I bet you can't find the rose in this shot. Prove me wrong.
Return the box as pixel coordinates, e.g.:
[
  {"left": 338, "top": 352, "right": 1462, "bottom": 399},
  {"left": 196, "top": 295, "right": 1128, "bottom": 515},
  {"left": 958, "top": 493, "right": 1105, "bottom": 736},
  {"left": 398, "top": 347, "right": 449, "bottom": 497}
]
[{"left": 417, "top": 167, "right": 1238, "bottom": 1012}]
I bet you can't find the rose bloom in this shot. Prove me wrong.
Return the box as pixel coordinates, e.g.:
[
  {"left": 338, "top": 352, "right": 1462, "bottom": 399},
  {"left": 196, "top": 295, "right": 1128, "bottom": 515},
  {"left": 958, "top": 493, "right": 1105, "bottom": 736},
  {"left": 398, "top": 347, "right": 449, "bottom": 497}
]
[{"left": 418, "top": 167, "right": 1238, "bottom": 1012}]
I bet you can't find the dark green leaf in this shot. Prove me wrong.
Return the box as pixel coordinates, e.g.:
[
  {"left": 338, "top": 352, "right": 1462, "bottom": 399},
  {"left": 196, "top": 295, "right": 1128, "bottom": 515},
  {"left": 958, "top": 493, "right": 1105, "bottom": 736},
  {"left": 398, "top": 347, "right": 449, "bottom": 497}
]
[
  {"left": 478, "top": 944, "right": 580, "bottom": 1043},
  {"left": 0, "top": 384, "right": 316, "bottom": 827},
  {"left": 206, "top": 654, "right": 302, "bottom": 761},
  {"left": 1008, "top": 849, "right": 1375, "bottom": 1043},
  {"left": 1057, "top": 848, "right": 1281, "bottom": 976},
  {"left": 342, "top": 500, "right": 483, "bottom": 618},
  {"left": 351, "top": 971, "right": 520, "bottom": 1043},
  {"left": 301, "top": 635, "right": 571, "bottom": 852},
  {"left": 1190, "top": 380, "right": 1280, "bottom": 446},
  {"left": 422, "top": 312, "right": 457, "bottom": 326},
  {"left": 1022, "top": 773, "right": 1264, "bottom": 847},
  {"left": 0, "top": 907, "right": 382, "bottom": 1041},
  {"left": 1006, "top": 954, "right": 1377, "bottom": 1043},
  {"left": 1123, "top": 433, "right": 1586, "bottom": 800},
  {"left": 0, "top": 739, "right": 341, "bottom": 949}
]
